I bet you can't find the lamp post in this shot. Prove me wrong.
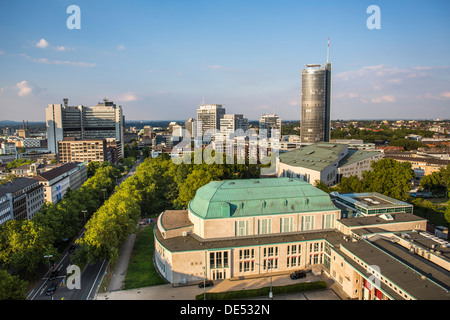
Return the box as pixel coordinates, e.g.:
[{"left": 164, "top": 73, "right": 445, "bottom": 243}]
[
  {"left": 102, "top": 188, "right": 107, "bottom": 202},
  {"left": 203, "top": 266, "right": 206, "bottom": 300},
  {"left": 44, "top": 254, "right": 53, "bottom": 272},
  {"left": 268, "top": 260, "right": 273, "bottom": 300},
  {"left": 81, "top": 210, "right": 88, "bottom": 224}
]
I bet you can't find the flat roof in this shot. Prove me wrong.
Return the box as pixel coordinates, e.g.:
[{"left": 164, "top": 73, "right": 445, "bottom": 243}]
[
  {"left": 278, "top": 143, "right": 381, "bottom": 172},
  {"left": 0, "top": 177, "right": 39, "bottom": 197},
  {"left": 341, "top": 238, "right": 450, "bottom": 300},
  {"left": 337, "top": 212, "right": 426, "bottom": 228},
  {"left": 160, "top": 210, "right": 193, "bottom": 231},
  {"left": 333, "top": 192, "right": 412, "bottom": 210}
]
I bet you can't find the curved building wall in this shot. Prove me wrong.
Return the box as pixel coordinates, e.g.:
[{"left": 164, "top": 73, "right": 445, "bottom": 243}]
[{"left": 300, "top": 64, "right": 331, "bottom": 143}]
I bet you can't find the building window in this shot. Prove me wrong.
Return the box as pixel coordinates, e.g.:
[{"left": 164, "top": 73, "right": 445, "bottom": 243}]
[
  {"left": 280, "top": 216, "right": 294, "bottom": 233},
  {"left": 322, "top": 213, "right": 335, "bottom": 229},
  {"left": 258, "top": 218, "right": 272, "bottom": 235},
  {"left": 287, "top": 244, "right": 301, "bottom": 268},
  {"left": 235, "top": 220, "right": 249, "bottom": 236},
  {"left": 302, "top": 215, "right": 315, "bottom": 231},
  {"left": 238, "top": 249, "right": 254, "bottom": 273},
  {"left": 263, "top": 246, "right": 278, "bottom": 270},
  {"left": 210, "top": 251, "right": 229, "bottom": 269}
]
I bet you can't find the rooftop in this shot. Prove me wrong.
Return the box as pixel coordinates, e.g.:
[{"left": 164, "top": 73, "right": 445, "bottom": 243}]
[
  {"left": 278, "top": 143, "right": 347, "bottom": 171},
  {"left": 188, "top": 178, "right": 338, "bottom": 220},
  {"left": 337, "top": 212, "right": 426, "bottom": 228},
  {"left": 33, "top": 163, "right": 78, "bottom": 182},
  {"left": 341, "top": 237, "right": 450, "bottom": 300},
  {"left": 0, "top": 177, "right": 39, "bottom": 197}
]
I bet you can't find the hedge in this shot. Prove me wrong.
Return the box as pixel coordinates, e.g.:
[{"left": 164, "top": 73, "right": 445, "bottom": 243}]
[{"left": 195, "top": 280, "right": 327, "bottom": 300}]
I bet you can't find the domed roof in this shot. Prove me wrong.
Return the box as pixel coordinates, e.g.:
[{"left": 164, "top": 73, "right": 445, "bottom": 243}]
[{"left": 188, "top": 178, "right": 337, "bottom": 219}]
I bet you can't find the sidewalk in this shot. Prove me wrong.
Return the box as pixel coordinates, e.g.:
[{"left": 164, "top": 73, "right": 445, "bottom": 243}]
[
  {"left": 106, "top": 232, "right": 137, "bottom": 292},
  {"left": 96, "top": 271, "right": 344, "bottom": 300}
]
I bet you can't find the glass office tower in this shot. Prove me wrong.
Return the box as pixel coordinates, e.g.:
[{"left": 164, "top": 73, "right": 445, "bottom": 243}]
[{"left": 300, "top": 62, "right": 332, "bottom": 144}]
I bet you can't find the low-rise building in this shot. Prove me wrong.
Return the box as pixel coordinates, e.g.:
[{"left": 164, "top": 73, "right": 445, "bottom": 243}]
[
  {"left": 277, "top": 142, "right": 383, "bottom": 186},
  {"left": 0, "top": 177, "right": 44, "bottom": 225},
  {"left": 385, "top": 153, "right": 450, "bottom": 176},
  {"left": 33, "top": 162, "right": 87, "bottom": 203}
]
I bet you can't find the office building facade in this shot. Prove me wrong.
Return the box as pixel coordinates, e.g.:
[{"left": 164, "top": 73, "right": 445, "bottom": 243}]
[
  {"left": 259, "top": 114, "right": 281, "bottom": 139},
  {"left": 300, "top": 62, "right": 332, "bottom": 144},
  {"left": 46, "top": 98, "right": 125, "bottom": 157},
  {"left": 220, "top": 114, "right": 248, "bottom": 138},
  {"left": 0, "top": 177, "right": 44, "bottom": 224},
  {"left": 196, "top": 104, "right": 226, "bottom": 140}
]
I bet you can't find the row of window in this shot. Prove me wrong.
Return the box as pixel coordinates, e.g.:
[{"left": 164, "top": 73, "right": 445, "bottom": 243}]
[
  {"left": 235, "top": 214, "right": 335, "bottom": 236},
  {"left": 209, "top": 242, "right": 328, "bottom": 273}
]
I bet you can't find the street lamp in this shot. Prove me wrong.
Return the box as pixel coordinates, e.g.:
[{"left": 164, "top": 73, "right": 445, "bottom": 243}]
[
  {"left": 102, "top": 188, "right": 107, "bottom": 202},
  {"left": 81, "top": 210, "right": 88, "bottom": 224},
  {"left": 268, "top": 260, "right": 273, "bottom": 300},
  {"left": 44, "top": 254, "right": 53, "bottom": 272},
  {"left": 203, "top": 266, "right": 206, "bottom": 300}
]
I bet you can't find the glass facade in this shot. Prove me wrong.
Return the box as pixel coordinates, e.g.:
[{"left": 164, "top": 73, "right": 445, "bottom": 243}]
[{"left": 300, "top": 63, "right": 332, "bottom": 143}]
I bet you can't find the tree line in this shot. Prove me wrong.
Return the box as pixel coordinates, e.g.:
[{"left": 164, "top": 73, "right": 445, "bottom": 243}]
[
  {"left": 0, "top": 163, "right": 120, "bottom": 299},
  {"left": 75, "top": 152, "right": 261, "bottom": 266}
]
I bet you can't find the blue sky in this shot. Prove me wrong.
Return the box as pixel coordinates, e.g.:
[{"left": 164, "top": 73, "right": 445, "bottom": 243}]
[{"left": 0, "top": 0, "right": 449, "bottom": 121}]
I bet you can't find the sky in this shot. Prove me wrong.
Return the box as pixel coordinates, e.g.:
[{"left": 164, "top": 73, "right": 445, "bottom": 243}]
[{"left": 0, "top": 0, "right": 449, "bottom": 122}]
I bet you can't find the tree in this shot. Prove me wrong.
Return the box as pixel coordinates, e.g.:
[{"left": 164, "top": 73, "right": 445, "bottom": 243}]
[
  {"left": 175, "top": 166, "right": 223, "bottom": 209},
  {"left": 361, "top": 158, "right": 415, "bottom": 201},
  {"left": 420, "top": 171, "right": 445, "bottom": 194},
  {"left": 0, "top": 220, "right": 57, "bottom": 274},
  {"left": 314, "top": 180, "right": 333, "bottom": 194},
  {"left": 336, "top": 175, "right": 363, "bottom": 193},
  {"left": 0, "top": 270, "right": 28, "bottom": 300}
]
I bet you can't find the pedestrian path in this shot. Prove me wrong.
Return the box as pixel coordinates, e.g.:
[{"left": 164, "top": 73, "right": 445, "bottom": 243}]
[{"left": 106, "top": 232, "right": 136, "bottom": 292}]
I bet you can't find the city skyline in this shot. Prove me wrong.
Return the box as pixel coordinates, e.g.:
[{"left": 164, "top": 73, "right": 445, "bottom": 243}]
[{"left": 1, "top": 1, "right": 450, "bottom": 122}]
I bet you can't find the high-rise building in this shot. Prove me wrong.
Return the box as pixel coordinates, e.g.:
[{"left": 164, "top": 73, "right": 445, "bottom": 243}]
[
  {"left": 196, "top": 104, "right": 225, "bottom": 140},
  {"left": 220, "top": 114, "right": 248, "bottom": 138},
  {"left": 300, "top": 58, "right": 332, "bottom": 144},
  {"left": 46, "top": 98, "right": 125, "bottom": 157},
  {"left": 185, "top": 118, "right": 197, "bottom": 138},
  {"left": 259, "top": 114, "right": 281, "bottom": 138}
]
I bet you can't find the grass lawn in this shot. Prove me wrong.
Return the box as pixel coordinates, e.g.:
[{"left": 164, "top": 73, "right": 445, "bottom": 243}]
[{"left": 123, "top": 224, "right": 166, "bottom": 290}]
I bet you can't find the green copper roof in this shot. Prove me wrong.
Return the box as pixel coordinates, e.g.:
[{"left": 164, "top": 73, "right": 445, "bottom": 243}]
[
  {"left": 278, "top": 143, "right": 347, "bottom": 171},
  {"left": 278, "top": 142, "right": 382, "bottom": 171},
  {"left": 188, "top": 178, "right": 338, "bottom": 219}
]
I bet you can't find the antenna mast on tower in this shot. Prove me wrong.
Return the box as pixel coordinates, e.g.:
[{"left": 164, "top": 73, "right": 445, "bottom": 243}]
[{"left": 327, "top": 37, "right": 330, "bottom": 63}]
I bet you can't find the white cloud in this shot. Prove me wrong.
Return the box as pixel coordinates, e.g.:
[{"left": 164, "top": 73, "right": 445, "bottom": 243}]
[
  {"left": 33, "top": 58, "right": 95, "bottom": 67},
  {"left": 53, "top": 60, "right": 96, "bottom": 67},
  {"left": 371, "top": 95, "right": 396, "bottom": 103},
  {"left": 55, "top": 46, "right": 68, "bottom": 51},
  {"left": 36, "top": 38, "right": 50, "bottom": 49},
  {"left": 440, "top": 91, "right": 450, "bottom": 99},
  {"left": 0, "top": 49, "right": 4, "bottom": 55},
  {"left": 116, "top": 92, "right": 138, "bottom": 102},
  {"left": 16, "top": 81, "right": 33, "bottom": 96},
  {"left": 208, "top": 65, "right": 237, "bottom": 71},
  {"left": 117, "top": 44, "right": 126, "bottom": 50},
  {"left": 425, "top": 91, "right": 450, "bottom": 100}
]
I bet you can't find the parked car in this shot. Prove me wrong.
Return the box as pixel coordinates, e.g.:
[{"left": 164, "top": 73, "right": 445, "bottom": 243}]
[
  {"left": 46, "top": 282, "right": 58, "bottom": 296},
  {"left": 198, "top": 280, "right": 214, "bottom": 288},
  {"left": 49, "top": 270, "right": 59, "bottom": 281},
  {"left": 290, "top": 271, "right": 307, "bottom": 280}
]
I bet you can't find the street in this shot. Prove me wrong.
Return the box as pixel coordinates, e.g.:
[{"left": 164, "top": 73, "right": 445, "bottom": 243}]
[{"left": 27, "top": 156, "right": 143, "bottom": 300}]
